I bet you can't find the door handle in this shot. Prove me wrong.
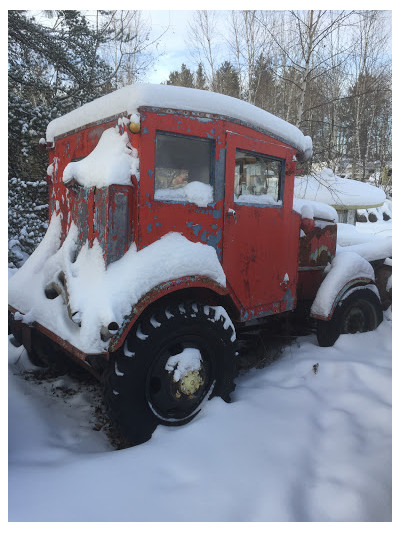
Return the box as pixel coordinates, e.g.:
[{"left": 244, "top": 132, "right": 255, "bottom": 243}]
[{"left": 227, "top": 208, "right": 237, "bottom": 223}]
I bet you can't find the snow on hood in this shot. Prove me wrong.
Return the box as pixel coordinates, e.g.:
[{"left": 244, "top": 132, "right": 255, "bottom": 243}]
[
  {"left": 8, "top": 217, "right": 226, "bottom": 353},
  {"left": 62, "top": 128, "right": 138, "bottom": 188},
  {"left": 293, "top": 197, "right": 338, "bottom": 222},
  {"left": 46, "top": 83, "right": 312, "bottom": 160},
  {"left": 295, "top": 168, "right": 386, "bottom": 209},
  {"left": 310, "top": 251, "right": 375, "bottom": 319},
  {"left": 336, "top": 238, "right": 392, "bottom": 263}
]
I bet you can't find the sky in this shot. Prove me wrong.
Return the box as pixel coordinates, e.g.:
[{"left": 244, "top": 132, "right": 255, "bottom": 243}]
[
  {"left": 22, "top": 5, "right": 394, "bottom": 85},
  {"left": 142, "top": 9, "right": 231, "bottom": 84},
  {"left": 143, "top": 10, "right": 195, "bottom": 84}
]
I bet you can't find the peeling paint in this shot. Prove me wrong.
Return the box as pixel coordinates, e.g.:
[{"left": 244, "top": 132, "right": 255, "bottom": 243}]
[
  {"left": 200, "top": 230, "right": 208, "bottom": 243},
  {"left": 186, "top": 221, "right": 203, "bottom": 237}
]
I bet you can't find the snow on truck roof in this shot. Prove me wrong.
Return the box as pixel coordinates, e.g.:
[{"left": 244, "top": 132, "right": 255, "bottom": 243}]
[{"left": 46, "top": 83, "right": 313, "bottom": 160}]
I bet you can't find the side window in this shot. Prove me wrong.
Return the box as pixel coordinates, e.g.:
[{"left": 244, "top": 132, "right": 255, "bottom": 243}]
[
  {"left": 154, "top": 132, "right": 214, "bottom": 206},
  {"left": 234, "top": 149, "right": 284, "bottom": 205}
]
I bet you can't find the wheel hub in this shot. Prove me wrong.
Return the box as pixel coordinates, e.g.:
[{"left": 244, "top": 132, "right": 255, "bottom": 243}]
[
  {"left": 343, "top": 306, "right": 366, "bottom": 333},
  {"left": 176, "top": 370, "right": 204, "bottom": 398}
]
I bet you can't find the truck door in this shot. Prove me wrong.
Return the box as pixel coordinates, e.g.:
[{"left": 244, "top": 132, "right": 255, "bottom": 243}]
[{"left": 222, "top": 131, "right": 300, "bottom": 320}]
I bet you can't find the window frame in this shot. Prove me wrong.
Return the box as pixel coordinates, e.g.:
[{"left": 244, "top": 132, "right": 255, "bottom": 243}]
[
  {"left": 154, "top": 130, "right": 216, "bottom": 205},
  {"left": 233, "top": 148, "right": 286, "bottom": 207}
]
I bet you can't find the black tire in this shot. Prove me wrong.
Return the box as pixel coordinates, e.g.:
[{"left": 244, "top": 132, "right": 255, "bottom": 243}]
[
  {"left": 29, "top": 330, "right": 75, "bottom": 372},
  {"left": 9, "top": 332, "right": 47, "bottom": 367},
  {"left": 316, "top": 287, "right": 383, "bottom": 347},
  {"left": 103, "top": 302, "right": 237, "bottom": 445},
  {"left": 26, "top": 345, "right": 48, "bottom": 367}
]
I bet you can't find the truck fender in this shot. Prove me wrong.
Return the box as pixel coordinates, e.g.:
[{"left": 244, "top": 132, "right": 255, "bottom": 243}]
[
  {"left": 310, "top": 278, "right": 378, "bottom": 321},
  {"left": 310, "top": 251, "right": 377, "bottom": 321},
  {"left": 107, "top": 275, "right": 230, "bottom": 352}
]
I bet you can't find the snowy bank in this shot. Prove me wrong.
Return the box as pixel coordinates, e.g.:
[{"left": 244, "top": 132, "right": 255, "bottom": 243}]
[
  {"left": 46, "top": 83, "right": 312, "bottom": 160},
  {"left": 8, "top": 315, "right": 392, "bottom": 521}
]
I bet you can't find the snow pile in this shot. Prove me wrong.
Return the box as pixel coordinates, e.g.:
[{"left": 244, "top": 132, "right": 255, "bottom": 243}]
[
  {"left": 337, "top": 223, "right": 380, "bottom": 246},
  {"left": 8, "top": 315, "right": 392, "bottom": 521},
  {"left": 311, "top": 252, "right": 375, "bottom": 318},
  {"left": 62, "top": 128, "right": 138, "bottom": 188},
  {"left": 155, "top": 181, "right": 213, "bottom": 207},
  {"left": 337, "top": 237, "right": 392, "bottom": 263},
  {"left": 295, "top": 168, "right": 386, "bottom": 208},
  {"left": 46, "top": 83, "right": 312, "bottom": 160},
  {"left": 234, "top": 193, "right": 282, "bottom": 206},
  {"left": 8, "top": 217, "right": 226, "bottom": 353},
  {"left": 165, "top": 348, "right": 202, "bottom": 382},
  {"left": 293, "top": 197, "right": 338, "bottom": 222},
  {"left": 337, "top": 222, "right": 392, "bottom": 261}
]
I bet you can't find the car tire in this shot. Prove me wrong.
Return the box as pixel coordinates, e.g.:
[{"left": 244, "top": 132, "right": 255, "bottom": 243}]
[
  {"left": 316, "top": 287, "right": 383, "bottom": 347},
  {"left": 103, "top": 302, "right": 237, "bottom": 445}
]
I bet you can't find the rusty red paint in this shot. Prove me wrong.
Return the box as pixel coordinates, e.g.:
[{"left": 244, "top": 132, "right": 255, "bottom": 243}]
[
  {"left": 8, "top": 305, "right": 105, "bottom": 379},
  {"left": 139, "top": 109, "right": 301, "bottom": 320},
  {"left": 297, "top": 222, "right": 337, "bottom": 301}
]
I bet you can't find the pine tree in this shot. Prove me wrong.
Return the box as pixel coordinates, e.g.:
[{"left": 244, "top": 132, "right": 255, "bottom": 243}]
[
  {"left": 250, "top": 54, "right": 275, "bottom": 111},
  {"left": 214, "top": 61, "right": 240, "bottom": 98},
  {"left": 8, "top": 10, "right": 114, "bottom": 266},
  {"left": 166, "top": 64, "right": 195, "bottom": 88},
  {"left": 195, "top": 63, "right": 207, "bottom": 90}
]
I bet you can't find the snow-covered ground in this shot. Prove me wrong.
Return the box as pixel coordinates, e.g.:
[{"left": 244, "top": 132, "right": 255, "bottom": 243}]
[{"left": 8, "top": 312, "right": 392, "bottom": 522}]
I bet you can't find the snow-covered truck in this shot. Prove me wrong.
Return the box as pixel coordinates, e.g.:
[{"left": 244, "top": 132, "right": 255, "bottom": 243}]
[{"left": 8, "top": 84, "right": 389, "bottom": 445}]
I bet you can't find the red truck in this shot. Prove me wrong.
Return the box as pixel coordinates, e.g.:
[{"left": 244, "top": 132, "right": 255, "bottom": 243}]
[{"left": 9, "top": 84, "right": 387, "bottom": 444}]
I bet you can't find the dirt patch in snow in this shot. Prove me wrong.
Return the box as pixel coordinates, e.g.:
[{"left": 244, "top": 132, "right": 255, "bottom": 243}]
[{"left": 19, "top": 364, "right": 132, "bottom": 450}]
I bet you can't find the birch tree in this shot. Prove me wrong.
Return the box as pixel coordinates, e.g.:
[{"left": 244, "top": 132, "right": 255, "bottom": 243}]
[{"left": 186, "top": 10, "right": 221, "bottom": 91}]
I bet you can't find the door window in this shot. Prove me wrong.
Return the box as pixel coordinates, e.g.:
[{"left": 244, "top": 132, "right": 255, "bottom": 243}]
[
  {"left": 234, "top": 149, "right": 284, "bottom": 205},
  {"left": 154, "top": 132, "right": 214, "bottom": 206}
]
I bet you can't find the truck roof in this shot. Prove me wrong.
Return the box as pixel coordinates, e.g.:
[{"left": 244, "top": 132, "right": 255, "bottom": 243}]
[{"left": 46, "top": 83, "right": 312, "bottom": 161}]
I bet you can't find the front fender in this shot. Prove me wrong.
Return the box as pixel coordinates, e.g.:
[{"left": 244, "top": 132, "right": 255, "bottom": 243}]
[
  {"left": 311, "top": 278, "right": 377, "bottom": 321},
  {"left": 310, "top": 251, "right": 376, "bottom": 321},
  {"left": 108, "top": 275, "right": 229, "bottom": 352}
]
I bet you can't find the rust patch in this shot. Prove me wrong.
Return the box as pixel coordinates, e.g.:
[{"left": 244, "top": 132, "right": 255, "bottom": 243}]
[{"left": 299, "top": 223, "right": 337, "bottom": 268}]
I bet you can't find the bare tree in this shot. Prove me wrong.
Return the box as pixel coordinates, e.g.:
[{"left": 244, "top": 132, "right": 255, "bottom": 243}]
[
  {"left": 346, "top": 10, "right": 392, "bottom": 180},
  {"left": 186, "top": 11, "right": 221, "bottom": 91},
  {"left": 227, "top": 10, "right": 271, "bottom": 103},
  {"left": 101, "top": 10, "right": 167, "bottom": 88}
]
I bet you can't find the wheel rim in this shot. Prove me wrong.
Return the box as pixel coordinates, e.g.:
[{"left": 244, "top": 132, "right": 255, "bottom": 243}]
[
  {"left": 342, "top": 299, "right": 375, "bottom": 334},
  {"left": 146, "top": 335, "right": 214, "bottom": 422}
]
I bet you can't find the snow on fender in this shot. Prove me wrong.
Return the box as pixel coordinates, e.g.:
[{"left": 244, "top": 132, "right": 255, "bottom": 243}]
[{"left": 310, "top": 251, "right": 375, "bottom": 320}]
